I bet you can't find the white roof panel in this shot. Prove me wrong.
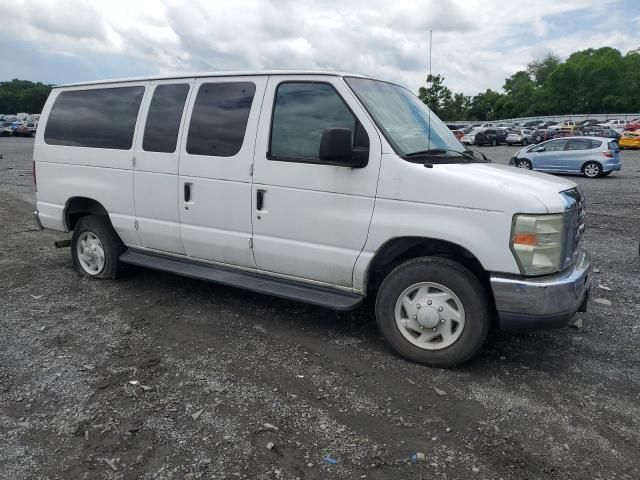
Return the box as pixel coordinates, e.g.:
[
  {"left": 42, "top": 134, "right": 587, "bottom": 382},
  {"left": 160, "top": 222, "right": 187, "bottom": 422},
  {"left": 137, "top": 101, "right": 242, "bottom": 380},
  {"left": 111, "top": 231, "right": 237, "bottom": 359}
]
[{"left": 56, "top": 70, "right": 372, "bottom": 88}]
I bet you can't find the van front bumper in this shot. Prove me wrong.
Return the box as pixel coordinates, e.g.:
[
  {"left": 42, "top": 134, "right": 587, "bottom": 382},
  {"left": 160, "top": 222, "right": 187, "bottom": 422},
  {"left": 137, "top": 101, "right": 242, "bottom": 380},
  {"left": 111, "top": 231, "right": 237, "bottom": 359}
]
[{"left": 490, "top": 250, "right": 591, "bottom": 331}]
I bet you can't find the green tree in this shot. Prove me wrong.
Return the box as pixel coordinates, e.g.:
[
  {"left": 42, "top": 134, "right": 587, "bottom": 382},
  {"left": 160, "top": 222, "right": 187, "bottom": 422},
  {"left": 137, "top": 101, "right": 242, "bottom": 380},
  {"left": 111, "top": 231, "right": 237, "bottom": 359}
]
[
  {"left": 0, "top": 79, "right": 53, "bottom": 114},
  {"left": 527, "top": 53, "right": 561, "bottom": 86},
  {"left": 621, "top": 50, "right": 640, "bottom": 111},
  {"left": 441, "top": 92, "right": 471, "bottom": 121},
  {"left": 417, "top": 74, "right": 453, "bottom": 118},
  {"left": 468, "top": 89, "right": 503, "bottom": 120}
]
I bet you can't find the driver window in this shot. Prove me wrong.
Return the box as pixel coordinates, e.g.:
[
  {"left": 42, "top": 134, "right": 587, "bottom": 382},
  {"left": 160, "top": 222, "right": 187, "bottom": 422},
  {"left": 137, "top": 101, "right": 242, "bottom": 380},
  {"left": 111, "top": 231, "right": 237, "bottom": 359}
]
[{"left": 269, "top": 82, "right": 367, "bottom": 164}]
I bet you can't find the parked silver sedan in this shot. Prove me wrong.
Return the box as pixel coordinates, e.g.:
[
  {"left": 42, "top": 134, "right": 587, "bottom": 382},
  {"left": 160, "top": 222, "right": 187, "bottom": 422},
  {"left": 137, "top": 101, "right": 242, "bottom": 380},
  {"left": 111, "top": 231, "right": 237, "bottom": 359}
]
[
  {"left": 509, "top": 136, "right": 622, "bottom": 178},
  {"left": 506, "top": 128, "right": 532, "bottom": 146}
]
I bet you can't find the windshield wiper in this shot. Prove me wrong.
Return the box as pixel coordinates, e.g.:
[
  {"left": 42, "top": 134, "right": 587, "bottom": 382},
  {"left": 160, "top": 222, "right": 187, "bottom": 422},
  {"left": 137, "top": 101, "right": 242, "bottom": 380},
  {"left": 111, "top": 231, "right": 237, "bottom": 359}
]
[{"left": 403, "top": 149, "right": 490, "bottom": 163}]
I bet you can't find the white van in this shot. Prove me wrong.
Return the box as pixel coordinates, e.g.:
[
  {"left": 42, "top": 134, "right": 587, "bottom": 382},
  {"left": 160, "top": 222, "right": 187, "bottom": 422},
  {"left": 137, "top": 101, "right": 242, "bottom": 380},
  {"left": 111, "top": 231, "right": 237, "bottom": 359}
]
[{"left": 34, "top": 71, "right": 591, "bottom": 366}]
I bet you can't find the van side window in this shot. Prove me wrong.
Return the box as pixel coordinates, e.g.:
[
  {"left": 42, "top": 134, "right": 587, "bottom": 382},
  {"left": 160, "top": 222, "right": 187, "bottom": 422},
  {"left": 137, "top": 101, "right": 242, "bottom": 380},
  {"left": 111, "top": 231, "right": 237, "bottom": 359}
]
[
  {"left": 186, "top": 82, "right": 255, "bottom": 157},
  {"left": 44, "top": 86, "right": 144, "bottom": 149},
  {"left": 143, "top": 84, "right": 189, "bottom": 153},
  {"left": 269, "top": 82, "right": 366, "bottom": 163}
]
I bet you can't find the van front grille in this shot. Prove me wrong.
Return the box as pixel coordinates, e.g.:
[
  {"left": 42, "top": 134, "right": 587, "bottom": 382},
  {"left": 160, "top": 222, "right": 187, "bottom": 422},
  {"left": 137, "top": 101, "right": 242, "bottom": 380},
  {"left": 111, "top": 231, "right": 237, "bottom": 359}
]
[{"left": 560, "top": 187, "right": 586, "bottom": 270}]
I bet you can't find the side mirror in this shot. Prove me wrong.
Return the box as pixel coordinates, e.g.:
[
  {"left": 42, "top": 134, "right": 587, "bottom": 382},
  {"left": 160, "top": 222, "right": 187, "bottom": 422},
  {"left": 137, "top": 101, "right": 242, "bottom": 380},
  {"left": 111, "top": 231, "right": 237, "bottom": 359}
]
[{"left": 319, "top": 128, "right": 367, "bottom": 168}]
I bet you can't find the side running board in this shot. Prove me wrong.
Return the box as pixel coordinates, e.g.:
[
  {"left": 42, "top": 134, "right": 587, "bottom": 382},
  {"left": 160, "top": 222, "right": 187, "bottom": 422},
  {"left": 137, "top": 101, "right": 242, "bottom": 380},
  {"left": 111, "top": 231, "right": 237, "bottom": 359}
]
[{"left": 119, "top": 249, "right": 363, "bottom": 311}]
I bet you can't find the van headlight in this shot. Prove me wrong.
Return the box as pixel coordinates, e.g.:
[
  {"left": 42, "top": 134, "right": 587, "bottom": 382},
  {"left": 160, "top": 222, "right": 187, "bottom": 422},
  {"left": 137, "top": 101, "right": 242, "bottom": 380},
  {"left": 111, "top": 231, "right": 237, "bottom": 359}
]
[{"left": 510, "top": 214, "right": 565, "bottom": 276}]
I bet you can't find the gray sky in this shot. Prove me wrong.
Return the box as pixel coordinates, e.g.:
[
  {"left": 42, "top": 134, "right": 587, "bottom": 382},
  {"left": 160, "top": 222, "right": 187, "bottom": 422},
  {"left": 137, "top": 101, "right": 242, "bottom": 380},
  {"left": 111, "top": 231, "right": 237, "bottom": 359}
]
[{"left": 1, "top": 0, "right": 639, "bottom": 94}]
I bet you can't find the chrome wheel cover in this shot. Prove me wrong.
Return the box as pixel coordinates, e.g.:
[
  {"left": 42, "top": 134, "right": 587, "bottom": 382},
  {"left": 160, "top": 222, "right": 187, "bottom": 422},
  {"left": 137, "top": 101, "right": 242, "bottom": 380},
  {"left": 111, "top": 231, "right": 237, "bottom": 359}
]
[
  {"left": 76, "top": 231, "right": 105, "bottom": 275},
  {"left": 584, "top": 164, "right": 600, "bottom": 177},
  {"left": 394, "top": 282, "right": 465, "bottom": 350}
]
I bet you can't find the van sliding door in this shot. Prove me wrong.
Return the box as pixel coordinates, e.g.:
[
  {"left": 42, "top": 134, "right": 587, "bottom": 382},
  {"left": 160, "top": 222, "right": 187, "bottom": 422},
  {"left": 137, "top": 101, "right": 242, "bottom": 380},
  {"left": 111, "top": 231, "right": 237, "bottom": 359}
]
[
  {"left": 133, "top": 79, "right": 194, "bottom": 254},
  {"left": 178, "top": 77, "right": 267, "bottom": 268}
]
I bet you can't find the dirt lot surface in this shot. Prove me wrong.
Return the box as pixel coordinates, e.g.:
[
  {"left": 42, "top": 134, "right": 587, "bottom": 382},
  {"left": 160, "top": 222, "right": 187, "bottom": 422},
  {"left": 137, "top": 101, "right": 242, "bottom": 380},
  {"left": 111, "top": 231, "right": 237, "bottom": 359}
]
[{"left": 1, "top": 137, "right": 639, "bottom": 480}]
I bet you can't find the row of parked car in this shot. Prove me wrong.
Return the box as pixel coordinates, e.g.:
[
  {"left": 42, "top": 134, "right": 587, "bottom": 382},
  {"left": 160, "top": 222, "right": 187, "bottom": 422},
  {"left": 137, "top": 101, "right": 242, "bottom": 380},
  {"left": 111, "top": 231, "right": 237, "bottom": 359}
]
[
  {"left": 452, "top": 117, "right": 640, "bottom": 148},
  {"left": 1, "top": 119, "right": 38, "bottom": 137}
]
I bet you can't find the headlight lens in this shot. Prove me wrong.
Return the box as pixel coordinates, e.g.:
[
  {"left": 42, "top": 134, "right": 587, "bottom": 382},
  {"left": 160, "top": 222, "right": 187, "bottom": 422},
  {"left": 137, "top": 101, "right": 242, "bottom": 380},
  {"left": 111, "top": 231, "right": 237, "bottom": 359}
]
[{"left": 511, "top": 214, "right": 565, "bottom": 275}]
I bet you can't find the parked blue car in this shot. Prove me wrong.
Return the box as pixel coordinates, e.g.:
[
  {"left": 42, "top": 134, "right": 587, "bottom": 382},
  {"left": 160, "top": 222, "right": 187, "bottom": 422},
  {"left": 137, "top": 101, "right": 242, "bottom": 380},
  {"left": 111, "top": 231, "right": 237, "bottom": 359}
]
[{"left": 509, "top": 136, "right": 621, "bottom": 178}]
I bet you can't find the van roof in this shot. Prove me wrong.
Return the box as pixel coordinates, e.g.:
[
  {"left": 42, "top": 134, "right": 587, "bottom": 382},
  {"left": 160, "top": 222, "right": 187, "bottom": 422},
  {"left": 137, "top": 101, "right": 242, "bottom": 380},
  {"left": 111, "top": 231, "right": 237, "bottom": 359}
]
[{"left": 55, "top": 70, "right": 373, "bottom": 88}]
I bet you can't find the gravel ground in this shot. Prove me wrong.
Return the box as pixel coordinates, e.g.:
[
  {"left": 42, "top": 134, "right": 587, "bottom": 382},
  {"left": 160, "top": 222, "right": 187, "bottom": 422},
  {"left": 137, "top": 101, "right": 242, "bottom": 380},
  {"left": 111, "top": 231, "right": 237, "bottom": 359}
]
[{"left": 1, "top": 137, "right": 639, "bottom": 480}]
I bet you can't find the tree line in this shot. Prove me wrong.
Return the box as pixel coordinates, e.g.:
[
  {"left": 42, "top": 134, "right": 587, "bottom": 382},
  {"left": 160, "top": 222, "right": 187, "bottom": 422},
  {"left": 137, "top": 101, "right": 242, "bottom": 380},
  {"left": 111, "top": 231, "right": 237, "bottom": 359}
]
[
  {"left": 418, "top": 47, "right": 640, "bottom": 121},
  {"left": 0, "top": 79, "right": 53, "bottom": 114}
]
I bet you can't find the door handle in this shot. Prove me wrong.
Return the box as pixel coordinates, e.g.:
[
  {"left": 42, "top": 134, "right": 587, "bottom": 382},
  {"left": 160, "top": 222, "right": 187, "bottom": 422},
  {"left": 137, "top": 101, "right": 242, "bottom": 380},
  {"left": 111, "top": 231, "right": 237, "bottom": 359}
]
[
  {"left": 184, "top": 183, "right": 192, "bottom": 203},
  {"left": 256, "top": 189, "right": 265, "bottom": 211}
]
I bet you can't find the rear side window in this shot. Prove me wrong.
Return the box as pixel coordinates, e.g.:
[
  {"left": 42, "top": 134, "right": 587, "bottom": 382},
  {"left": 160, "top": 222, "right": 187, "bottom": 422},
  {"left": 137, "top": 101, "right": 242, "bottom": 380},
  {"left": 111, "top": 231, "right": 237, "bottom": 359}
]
[
  {"left": 269, "top": 82, "right": 357, "bottom": 162},
  {"left": 591, "top": 139, "right": 603, "bottom": 148},
  {"left": 44, "top": 86, "right": 144, "bottom": 149},
  {"left": 545, "top": 139, "right": 568, "bottom": 151},
  {"left": 143, "top": 84, "right": 190, "bottom": 153},
  {"left": 566, "top": 139, "right": 591, "bottom": 150},
  {"left": 186, "top": 82, "right": 255, "bottom": 157}
]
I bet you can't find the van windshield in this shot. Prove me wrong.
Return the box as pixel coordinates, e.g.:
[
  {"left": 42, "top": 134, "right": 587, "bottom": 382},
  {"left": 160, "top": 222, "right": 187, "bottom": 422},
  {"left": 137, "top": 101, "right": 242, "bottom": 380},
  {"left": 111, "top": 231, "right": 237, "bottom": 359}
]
[{"left": 345, "top": 77, "right": 467, "bottom": 160}]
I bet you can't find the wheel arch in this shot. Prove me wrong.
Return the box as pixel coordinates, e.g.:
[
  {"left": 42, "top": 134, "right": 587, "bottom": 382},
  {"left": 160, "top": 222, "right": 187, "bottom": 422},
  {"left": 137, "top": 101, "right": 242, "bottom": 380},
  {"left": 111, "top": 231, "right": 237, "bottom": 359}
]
[
  {"left": 64, "top": 196, "right": 110, "bottom": 231},
  {"left": 364, "top": 236, "right": 495, "bottom": 312}
]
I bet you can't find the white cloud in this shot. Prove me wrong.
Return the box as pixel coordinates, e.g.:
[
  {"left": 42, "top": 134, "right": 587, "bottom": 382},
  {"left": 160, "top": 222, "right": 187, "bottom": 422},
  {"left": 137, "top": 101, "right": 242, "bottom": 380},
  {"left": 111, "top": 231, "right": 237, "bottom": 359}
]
[{"left": 0, "top": 0, "right": 635, "bottom": 94}]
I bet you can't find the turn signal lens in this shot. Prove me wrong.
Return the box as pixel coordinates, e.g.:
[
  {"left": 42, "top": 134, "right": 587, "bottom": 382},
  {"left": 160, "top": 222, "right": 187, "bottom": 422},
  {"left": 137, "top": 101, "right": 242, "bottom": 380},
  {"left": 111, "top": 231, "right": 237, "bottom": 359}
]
[{"left": 513, "top": 233, "right": 537, "bottom": 246}]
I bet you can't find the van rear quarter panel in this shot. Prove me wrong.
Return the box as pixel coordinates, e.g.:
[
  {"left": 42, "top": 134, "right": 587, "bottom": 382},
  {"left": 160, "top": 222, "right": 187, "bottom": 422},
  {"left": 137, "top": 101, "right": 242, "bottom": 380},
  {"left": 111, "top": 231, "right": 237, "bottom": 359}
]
[{"left": 34, "top": 84, "right": 146, "bottom": 246}]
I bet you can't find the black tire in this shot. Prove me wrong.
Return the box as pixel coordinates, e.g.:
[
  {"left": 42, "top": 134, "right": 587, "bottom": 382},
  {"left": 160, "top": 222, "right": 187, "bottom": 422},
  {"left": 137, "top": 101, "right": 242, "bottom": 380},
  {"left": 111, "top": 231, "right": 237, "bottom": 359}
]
[
  {"left": 71, "top": 215, "right": 125, "bottom": 279},
  {"left": 582, "top": 161, "right": 602, "bottom": 178},
  {"left": 491, "top": 138, "right": 497, "bottom": 146},
  {"left": 516, "top": 158, "right": 532, "bottom": 169},
  {"left": 375, "top": 257, "right": 490, "bottom": 367}
]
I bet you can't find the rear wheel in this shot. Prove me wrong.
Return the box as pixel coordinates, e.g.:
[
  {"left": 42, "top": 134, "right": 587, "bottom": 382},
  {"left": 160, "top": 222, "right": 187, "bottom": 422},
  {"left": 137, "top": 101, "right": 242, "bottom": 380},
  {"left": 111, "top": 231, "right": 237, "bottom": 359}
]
[
  {"left": 582, "top": 161, "right": 602, "bottom": 178},
  {"left": 516, "top": 158, "right": 532, "bottom": 169},
  {"left": 375, "top": 257, "right": 490, "bottom": 367},
  {"left": 71, "top": 215, "right": 125, "bottom": 279}
]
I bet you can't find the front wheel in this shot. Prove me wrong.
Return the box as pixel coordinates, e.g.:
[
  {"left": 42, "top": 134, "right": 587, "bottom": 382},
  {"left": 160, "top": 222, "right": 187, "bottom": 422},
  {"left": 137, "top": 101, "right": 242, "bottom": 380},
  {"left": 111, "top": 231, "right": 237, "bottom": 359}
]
[
  {"left": 71, "top": 215, "right": 125, "bottom": 279},
  {"left": 375, "top": 257, "right": 490, "bottom": 367},
  {"left": 582, "top": 161, "right": 602, "bottom": 178},
  {"left": 516, "top": 158, "right": 532, "bottom": 169}
]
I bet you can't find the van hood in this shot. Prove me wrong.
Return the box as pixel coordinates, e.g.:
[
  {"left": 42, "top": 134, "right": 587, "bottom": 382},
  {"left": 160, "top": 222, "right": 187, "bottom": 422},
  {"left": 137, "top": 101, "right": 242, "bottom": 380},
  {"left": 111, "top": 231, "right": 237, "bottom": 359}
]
[
  {"left": 449, "top": 162, "right": 577, "bottom": 213},
  {"left": 379, "top": 154, "right": 578, "bottom": 215}
]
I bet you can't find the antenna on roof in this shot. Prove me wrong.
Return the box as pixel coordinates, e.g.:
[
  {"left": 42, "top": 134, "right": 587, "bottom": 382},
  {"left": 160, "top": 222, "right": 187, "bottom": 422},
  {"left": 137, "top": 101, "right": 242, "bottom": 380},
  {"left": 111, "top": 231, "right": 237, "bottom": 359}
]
[{"left": 427, "top": 29, "right": 433, "bottom": 148}]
